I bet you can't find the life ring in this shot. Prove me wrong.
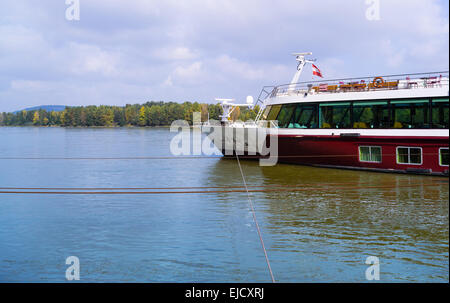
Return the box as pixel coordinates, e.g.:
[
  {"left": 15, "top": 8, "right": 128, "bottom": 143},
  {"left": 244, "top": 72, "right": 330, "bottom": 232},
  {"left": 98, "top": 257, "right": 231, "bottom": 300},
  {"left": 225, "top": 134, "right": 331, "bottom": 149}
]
[{"left": 373, "top": 77, "right": 384, "bottom": 88}]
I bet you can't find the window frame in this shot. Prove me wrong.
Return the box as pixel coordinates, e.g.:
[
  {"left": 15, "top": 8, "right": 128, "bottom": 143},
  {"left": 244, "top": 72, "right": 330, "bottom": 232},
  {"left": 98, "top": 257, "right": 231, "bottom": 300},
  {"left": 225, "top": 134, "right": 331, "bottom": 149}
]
[
  {"left": 266, "top": 104, "right": 282, "bottom": 121},
  {"left": 391, "top": 99, "right": 431, "bottom": 129},
  {"left": 289, "top": 103, "right": 318, "bottom": 129},
  {"left": 265, "top": 96, "right": 448, "bottom": 129},
  {"left": 439, "top": 147, "right": 449, "bottom": 167},
  {"left": 396, "top": 146, "right": 423, "bottom": 165},
  {"left": 276, "top": 104, "right": 296, "bottom": 128},
  {"left": 352, "top": 101, "right": 391, "bottom": 129},
  {"left": 431, "top": 98, "right": 449, "bottom": 129},
  {"left": 358, "top": 146, "right": 382, "bottom": 163},
  {"left": 319, "top": 102, "right": 352, "bottom": 129}
]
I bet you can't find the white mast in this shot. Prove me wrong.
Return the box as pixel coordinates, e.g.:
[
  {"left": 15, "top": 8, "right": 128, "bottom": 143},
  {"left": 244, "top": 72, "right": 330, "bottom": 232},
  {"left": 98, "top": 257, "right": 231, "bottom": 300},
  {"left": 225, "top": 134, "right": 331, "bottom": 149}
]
[{"left": 288, "top": 52, "right": 315, "bottom": 92}]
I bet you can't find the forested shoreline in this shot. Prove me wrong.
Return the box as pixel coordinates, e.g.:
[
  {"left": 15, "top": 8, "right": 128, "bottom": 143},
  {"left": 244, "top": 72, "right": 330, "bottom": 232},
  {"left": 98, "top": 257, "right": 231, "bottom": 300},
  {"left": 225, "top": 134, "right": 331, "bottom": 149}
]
[{"left": 0, "top": 101, "right": 259, "bottom": 127}]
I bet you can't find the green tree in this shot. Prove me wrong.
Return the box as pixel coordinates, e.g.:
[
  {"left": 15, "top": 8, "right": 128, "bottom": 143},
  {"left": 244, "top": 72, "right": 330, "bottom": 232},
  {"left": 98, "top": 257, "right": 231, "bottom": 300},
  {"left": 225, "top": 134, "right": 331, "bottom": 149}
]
[
  {"left": 231, "top": 106, "right": 240, "bottom": 121},
  {"left": 32, "top": 111, "right": 40, "bottom": 125},
  {"left": 100, "top": 106, "right": 114, "bottom": 126},
  {"left": 60, "top": 110, "right": 67, "bottom": 126},
  {"left": 148, "top": 105, "right": 162, "bottom": 126},
  {"left": 138, "top": 106, "right": 147, "bottom": 126},
  {"left": 125, "top": 105, "right": 138, "bottom": 125}
]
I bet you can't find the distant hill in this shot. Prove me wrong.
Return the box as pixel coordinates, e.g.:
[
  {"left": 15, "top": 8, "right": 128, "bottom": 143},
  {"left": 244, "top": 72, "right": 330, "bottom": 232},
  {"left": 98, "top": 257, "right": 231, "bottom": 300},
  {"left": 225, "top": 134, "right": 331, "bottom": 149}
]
[{"left": 13, "top": 105, "right": 67, "bottom": 113}]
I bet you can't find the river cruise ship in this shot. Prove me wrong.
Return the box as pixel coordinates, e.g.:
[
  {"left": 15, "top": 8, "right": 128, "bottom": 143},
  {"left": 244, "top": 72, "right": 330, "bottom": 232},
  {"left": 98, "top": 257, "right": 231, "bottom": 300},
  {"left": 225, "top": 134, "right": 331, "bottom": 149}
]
[{"left": 210, "top": 53, "right": 449, "bottom": 176}]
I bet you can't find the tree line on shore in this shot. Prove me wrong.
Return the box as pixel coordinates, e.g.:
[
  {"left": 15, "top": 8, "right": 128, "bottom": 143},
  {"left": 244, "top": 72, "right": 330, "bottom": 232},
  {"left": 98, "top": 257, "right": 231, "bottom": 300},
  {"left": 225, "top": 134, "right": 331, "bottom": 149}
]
[{"left": 0, "top": 101, "right": 260, "bottom": 127}]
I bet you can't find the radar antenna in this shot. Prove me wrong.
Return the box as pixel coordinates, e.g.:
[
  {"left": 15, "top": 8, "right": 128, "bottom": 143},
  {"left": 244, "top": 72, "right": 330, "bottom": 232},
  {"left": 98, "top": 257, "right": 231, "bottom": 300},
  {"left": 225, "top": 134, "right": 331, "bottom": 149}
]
[{"left": 217, "top": 97, "right": 254, "bottom": 123}]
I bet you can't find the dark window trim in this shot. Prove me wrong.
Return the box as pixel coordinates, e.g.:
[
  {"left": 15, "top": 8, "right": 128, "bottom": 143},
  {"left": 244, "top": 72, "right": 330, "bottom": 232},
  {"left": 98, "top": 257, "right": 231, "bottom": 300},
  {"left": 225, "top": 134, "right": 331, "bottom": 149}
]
[
  {"left": 439, "top": 147, "right": 449, "bottom": 167},
  {"left": 269, "top": 96, "right": 448, "bottom": 129},
  {"left": 431, "top": 97, "right": 449, "bottom": 129}
]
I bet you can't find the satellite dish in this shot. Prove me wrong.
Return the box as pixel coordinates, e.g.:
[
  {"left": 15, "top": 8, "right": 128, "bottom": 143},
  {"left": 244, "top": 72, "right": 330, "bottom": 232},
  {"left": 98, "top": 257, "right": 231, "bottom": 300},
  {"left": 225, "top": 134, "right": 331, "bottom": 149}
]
[{"left": 246, "top": 95, "right": 254, "bottom": 105}]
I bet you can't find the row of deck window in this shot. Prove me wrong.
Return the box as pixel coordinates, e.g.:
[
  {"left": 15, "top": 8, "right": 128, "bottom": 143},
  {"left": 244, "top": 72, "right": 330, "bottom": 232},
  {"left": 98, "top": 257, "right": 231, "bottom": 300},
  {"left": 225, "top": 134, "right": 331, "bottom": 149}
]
[
  {"left": 263, "top": 98, "right": 449, "bottom": 129},
  {"left": 359, "top": 146, "right": 449, "bottom": 166}
]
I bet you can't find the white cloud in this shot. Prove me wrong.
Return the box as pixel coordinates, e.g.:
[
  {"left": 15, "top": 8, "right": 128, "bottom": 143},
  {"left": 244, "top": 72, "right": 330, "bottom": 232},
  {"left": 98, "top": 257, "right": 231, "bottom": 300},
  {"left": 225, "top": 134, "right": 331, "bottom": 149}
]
[
  {"left": 214, "top": 55, "right": 264, "bottom": 81},
  {"left": 152, "top": 47, "right": 198, "bottom": 61},
  {"left": 379, "top": 40, "right": 406, "bottom": 68},
  {"left": 66, "top": 42, "right": 120, "bottom": 76},
  {"left": 0, "top": 0, "right": 448, "bottom": 112},
  {"left": 171, "top": 61, "right": 204, "bottom": 85},
  {"left": 163, "top": 75, "right": 173, "bottom": 87},
  {"left": 10, "top": 80, "right": 50, "bottom": 92},
  {"left": 0, "top": 25, "right": 46, "bottom": 53}
]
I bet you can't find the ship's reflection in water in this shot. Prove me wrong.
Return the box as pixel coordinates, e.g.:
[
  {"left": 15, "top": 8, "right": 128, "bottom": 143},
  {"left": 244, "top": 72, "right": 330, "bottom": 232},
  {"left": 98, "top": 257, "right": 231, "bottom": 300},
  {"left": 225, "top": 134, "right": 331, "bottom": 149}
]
[{"left": 205, "top": 158, "right": 449, "bottom": 282}]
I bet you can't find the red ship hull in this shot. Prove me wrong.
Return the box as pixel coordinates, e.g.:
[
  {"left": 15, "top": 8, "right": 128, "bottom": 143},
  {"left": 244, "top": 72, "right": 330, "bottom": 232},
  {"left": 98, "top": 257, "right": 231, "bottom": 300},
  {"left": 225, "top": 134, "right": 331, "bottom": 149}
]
[{"left": 222, "top": 133, "right": 449, "bottom": 176}]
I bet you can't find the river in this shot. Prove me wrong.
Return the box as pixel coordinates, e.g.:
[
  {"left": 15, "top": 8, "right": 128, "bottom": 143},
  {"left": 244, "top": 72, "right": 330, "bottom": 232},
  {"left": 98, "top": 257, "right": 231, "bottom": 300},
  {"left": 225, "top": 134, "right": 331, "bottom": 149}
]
[{"left": 0, "top": 127, "right": 448, "bottom": 282}]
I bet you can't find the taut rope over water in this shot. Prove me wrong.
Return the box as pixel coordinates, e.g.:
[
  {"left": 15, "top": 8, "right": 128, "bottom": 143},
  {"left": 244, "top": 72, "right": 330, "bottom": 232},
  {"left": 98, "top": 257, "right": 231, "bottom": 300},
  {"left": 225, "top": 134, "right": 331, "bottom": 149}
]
[{"left": 235, "top": 154, "right": 276, "bottom": 283}]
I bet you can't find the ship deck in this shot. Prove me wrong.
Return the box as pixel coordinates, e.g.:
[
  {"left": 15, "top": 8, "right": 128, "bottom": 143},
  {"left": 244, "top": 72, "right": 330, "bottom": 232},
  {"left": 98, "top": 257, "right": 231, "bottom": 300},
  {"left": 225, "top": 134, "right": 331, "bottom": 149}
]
[{"left": 258, "top": 71, "right": 449, "bottom": 107}]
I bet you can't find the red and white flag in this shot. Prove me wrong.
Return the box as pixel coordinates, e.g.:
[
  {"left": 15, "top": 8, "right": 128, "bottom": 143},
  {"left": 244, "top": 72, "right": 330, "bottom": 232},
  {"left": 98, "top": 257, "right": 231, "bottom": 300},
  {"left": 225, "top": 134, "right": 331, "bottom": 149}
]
[{"left": 312, "top": 64, "right": 323, "bottom": 78}]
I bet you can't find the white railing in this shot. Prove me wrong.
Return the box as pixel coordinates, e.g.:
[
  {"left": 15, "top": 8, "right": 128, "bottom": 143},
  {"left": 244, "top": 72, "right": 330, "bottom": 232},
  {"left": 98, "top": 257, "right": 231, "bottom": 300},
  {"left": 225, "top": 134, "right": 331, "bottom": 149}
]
[{"left": 268, "top": 71, "right": 449, "bottom": 98}]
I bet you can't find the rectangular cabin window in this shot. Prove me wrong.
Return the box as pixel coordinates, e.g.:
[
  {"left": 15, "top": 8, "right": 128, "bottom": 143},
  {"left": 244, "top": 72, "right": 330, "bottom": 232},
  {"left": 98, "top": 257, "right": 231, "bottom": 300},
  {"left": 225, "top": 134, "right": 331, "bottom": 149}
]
[
  {"left": 432, "top": 98, "right": 449, "bottom": 129},
  {"left": 289, "top": 104, "right": 318, "bottom": 128},
  {"left": 396, "top": 147, "right": 422, "bottom": 165},
  {"left": 266, "top": 105, "right": 281, "bottom": 121},
  {"left": 319, "top": 102, "right": 351, "bottom": 129},
  {"left": 353, "top": 101, "right": 389, "bottom": 129},
  {"left": 391, "top": 99, "right": 430, "bottom": 129},
  {"left": 276, "top": 104, "right": 296, "bottom": 128},
  {"left": 440, "top": 148, "right": 449, "bottom": 166},
  {"left": 359, "top": 146, "right": 382, "bottom": 163}
]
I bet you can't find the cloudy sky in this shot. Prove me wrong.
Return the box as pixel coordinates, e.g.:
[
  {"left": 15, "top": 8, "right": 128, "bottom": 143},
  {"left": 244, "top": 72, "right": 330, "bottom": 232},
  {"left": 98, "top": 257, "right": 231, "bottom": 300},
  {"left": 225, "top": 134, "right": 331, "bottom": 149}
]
[{"left": 0, "top": 0, "right": 448, "bottom": 112}]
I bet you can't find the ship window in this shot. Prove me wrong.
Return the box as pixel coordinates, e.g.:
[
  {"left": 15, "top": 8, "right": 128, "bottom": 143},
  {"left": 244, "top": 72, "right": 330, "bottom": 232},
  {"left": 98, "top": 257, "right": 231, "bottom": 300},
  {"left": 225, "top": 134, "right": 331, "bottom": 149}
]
[
  {"left": 432, "top": 98, "right": 449, "bottom": 129},
  {"left": 266, "top": 105, "right": 281, "bottom": 121},
  {"left": 319, "top": 102, "right": 351, "bottom": 129},
  {"left": 359, "top": 146, "right": 382, "bottom": 163},
  {"left": 396, "top": 147, "right": 422, "bottom": 165},
  {"left": 277, "top": 104, "right": 296, "bottom": 128},
  {"left": 439, "top": 148, "right": 449, "bottom": 166},
  {"left": 353, "top": 101, "right": 390, "bottom": 128},
  {"left": 289, "top": 104, "right": 318, "bottom": 128},
  {"left": 391, "top": 99, "right": 430, "bottom": 129},
  {"left": 261, "top": 106, "right": 272, "bottom": 120}
]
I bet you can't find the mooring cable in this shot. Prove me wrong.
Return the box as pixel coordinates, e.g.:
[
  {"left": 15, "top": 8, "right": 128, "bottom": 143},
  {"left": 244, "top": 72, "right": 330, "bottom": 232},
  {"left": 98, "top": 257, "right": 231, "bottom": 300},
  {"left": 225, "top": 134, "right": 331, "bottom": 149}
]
[
  {"left": 0, "top": 183, "right": 442, "bottom": 194},
  {"left": 236, "top": 154, "right": 276, "bottom": 283},
  {"left": 0, "top": 181, "right": 444, "bottom": 191}
]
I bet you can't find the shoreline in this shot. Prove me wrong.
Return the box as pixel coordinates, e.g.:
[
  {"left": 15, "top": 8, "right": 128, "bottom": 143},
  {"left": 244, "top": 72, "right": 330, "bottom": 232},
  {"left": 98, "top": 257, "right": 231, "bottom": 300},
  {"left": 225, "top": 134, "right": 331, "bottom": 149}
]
[{"left": 0, "top": 125, "right": 174, "bottom": 129}]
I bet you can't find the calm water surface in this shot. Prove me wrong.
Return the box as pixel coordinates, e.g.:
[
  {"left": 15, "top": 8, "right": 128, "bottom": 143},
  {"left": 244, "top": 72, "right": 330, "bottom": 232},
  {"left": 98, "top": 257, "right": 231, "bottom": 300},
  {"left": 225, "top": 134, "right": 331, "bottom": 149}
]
[{"left": 0, "top": 127, "right": 448, "bottom": 282}]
